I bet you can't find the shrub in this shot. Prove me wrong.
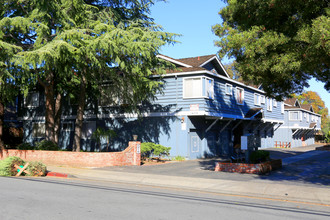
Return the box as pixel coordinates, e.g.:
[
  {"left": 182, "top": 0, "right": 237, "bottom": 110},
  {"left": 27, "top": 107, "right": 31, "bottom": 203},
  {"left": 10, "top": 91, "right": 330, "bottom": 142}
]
[
  {"left": 35, "top": 140, "right": 59, "bottom": 151},
  {"left": 26, "top": 161, "right": 47, "bottom": 176},
  {"left": 0, "top": 156, "right": 25, "bottom": 176},
  {"left": 17, "top": 143, "right": 35, "bottom": 150},
  {"left": 250, "top": 150, "right": 270, "bottom": 164},
  {"left": 173, "top": 156, "right": 185, "bottom": 161},
  {"left": 141, "top": 142, "right": 171, "bottom": 159}
]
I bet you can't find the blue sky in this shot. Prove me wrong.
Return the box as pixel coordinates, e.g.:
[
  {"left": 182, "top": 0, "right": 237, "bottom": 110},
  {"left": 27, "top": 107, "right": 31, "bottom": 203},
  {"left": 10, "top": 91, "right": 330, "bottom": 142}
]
[{"left": 150, "top": 0, "right": 330, "bottom": 111}]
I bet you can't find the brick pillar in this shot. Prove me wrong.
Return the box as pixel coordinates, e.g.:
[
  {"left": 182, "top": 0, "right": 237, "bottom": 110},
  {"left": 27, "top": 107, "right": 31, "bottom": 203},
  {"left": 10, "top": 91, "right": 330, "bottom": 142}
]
[{"left": 129, "top": 141, "right": 141, "bottom": 166}]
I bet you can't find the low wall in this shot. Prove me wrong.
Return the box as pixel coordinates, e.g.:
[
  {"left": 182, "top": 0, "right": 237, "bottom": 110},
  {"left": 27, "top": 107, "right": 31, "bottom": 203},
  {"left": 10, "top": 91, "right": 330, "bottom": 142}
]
[
  {"left": 0, "top": 141, "right": 141, "bottom": 168},
  {"left": 214, "top": 159, "right": 282, "bottom": 174}
]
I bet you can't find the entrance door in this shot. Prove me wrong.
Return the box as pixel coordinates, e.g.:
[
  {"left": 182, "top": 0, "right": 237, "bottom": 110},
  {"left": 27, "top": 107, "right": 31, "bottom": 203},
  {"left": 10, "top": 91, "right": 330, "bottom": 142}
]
[{"left": 189, "top": 131, "right": 201, "bottom": 159}]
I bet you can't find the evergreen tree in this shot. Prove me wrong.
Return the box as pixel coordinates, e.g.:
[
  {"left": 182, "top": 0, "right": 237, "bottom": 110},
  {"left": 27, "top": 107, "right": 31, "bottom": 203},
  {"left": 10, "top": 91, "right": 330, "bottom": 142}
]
[{"left": 213, "top": 0, "right": 329, "bottom": 99}]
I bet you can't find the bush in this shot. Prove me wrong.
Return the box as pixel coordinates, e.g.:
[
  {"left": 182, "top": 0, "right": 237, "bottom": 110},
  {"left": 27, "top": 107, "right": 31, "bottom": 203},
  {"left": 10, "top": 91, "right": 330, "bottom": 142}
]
[
  {"left": 0, "top": 156, "right": 25, "bottom": 176},
  {"left": 26, "top": 161, "right": 47, "bottom": 176},
  {"left": 17, "top": 143, "right": 35, "bottom": 150},
  {"left": 250, "top": 150, "right": 270, "bottom": 164},
  {"left": 173, "top": 156, "right": 185, "bottom": 161},
  {"left": 141, "top": 142, "right": 171, "bottom": 159},
  {"left": 35, "top": 140, "right": 59, "bottom": 151}
]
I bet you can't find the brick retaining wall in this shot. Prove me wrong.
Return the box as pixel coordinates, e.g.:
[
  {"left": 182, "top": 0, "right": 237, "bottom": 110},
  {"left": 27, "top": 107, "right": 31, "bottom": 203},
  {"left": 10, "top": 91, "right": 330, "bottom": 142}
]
[
  {"left": 0, "top": 141, "right": 141, "bottom": 167},
  {"left": 214, "top": 159, "right": 282, "bottom": 174}
]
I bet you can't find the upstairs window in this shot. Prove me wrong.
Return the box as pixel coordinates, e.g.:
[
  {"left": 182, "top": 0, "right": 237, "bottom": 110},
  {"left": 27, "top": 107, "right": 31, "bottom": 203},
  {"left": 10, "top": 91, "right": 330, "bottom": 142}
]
[
  {"left": 281, "top": 102, "right": 284, "bottom": 114},
  {"left": 273, "top": 100, "right": 277, "bottom": 107},
  {"left": 289, "top": 111, "right": 301, "bottom": 121},
  {"left": 225, "top": 83, "right": 233, "bottom": 95},
  {"left": 306, "top": 114, "right": 309, "bottom": 122},
  {"left": 236, "top": 87, "right": 244, "bottom": 105},
  {"left": 254, "top": 94, "right": 261, "bottom": 106},
  {"left": 261, "top": 95, "right": 265, "bottom": 104},
  {"left": 183, "top": 77, "right": 203, "bottom": 98},
  {"left": 267, "top": 98, "right": 272, "bottom": 111},
  {"left": 25, "top": 92, "right": 39, "bottom": 107},
  {"left": 206, "top": 78, "right": 214, "bottom": 99}
]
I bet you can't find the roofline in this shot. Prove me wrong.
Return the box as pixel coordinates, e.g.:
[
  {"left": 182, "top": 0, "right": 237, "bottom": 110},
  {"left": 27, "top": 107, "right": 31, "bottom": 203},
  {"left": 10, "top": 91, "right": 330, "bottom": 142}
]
[
  {"left": 157, "top": 55, "right": 192, "bottom": 68},
  {"left": 284, "top": 108, "right": 321, "bottom": 116},
  {"left": 199, "top": 56, "right": 230, "bottom": 78},
  {"left": 161, "top": 70, "right": 266, "bottom": 94}
]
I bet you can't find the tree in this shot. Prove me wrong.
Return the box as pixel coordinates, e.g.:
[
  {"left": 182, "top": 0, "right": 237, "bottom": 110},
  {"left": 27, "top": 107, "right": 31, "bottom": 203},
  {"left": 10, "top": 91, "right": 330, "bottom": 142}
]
[
  {"left": 213, "top": 0, "right": 329, "bottom": 99},
  {"left": 293, "top": 91, "right": 329, "bottom": 131},
  {"left": 3, "top": 0, "right": 176, "bottom": 152}
]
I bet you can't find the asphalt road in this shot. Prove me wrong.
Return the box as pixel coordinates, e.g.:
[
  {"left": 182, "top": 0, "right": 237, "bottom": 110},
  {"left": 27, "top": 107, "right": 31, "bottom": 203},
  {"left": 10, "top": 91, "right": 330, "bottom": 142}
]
[{"left": 1, "top": 177, "right": 329, "bottom": 220}]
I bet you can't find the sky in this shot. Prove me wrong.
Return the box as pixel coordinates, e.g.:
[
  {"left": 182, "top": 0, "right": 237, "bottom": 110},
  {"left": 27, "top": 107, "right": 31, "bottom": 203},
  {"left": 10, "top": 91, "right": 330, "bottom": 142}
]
[{"left": 150, "top": 0, "right": 330, "bottom": 111}]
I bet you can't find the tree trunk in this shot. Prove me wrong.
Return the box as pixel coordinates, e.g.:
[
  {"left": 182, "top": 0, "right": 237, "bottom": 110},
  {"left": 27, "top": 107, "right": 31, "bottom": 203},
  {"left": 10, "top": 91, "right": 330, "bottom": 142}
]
[
  {"left": 54, "top": 92, "right": 62, "bottom": 145},
  {"left": 44, "top": 83, "right": 55, "bottom": 143},
  {"left": 0, "top": 101, "right": 4, "bottom": 151},
  {"left": 73, "top": 73, "right": 87, "bottom": 152}
]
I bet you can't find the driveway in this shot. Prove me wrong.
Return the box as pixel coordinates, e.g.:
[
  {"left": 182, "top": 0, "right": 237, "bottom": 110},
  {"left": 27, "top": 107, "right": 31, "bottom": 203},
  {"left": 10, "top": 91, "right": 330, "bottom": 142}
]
[{"left": 97, "top": 144, "right": 329, "bottom": 186}]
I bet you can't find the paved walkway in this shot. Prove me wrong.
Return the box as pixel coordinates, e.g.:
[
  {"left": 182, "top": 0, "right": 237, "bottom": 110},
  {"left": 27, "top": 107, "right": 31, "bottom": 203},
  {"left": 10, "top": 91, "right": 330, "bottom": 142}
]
[{"left": 46, "top": 144, "right": 330, "bottom": 206}]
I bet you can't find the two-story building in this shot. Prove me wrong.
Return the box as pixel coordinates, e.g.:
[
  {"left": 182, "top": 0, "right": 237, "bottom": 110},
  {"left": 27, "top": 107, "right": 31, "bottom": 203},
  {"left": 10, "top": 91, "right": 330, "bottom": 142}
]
[
  {"left": 21, "top": 54, "right": 286, "bottom": 159},
  {"left": 273, "top": 98, "right": 321, "bottom": 148}
]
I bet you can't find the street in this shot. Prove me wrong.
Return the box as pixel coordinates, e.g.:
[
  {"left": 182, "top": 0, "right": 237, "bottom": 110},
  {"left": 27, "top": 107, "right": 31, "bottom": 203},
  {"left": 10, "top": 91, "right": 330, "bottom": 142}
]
[{"left": 1, "top": 177, "right": 329, "bottom": 220}]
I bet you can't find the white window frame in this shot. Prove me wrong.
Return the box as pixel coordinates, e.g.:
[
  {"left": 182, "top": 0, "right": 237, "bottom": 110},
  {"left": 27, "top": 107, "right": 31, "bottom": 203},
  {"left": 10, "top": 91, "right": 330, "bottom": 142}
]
[
  {"left": 306, "top": 113, "right": 309, "bottom": 122},
  {"left": 235, "top": 87, "right": 244, "bottom": 105},
  {"left": 254, "top": 93, "right": 261, "bottom": 106},
  {"left": 183, "top": 77, "right": 203, "bottom": 99},
  {"left": 261, "top": 95, "right": 265, "bottom": 104},
  {"left": 225, "top": 83, "right": 233, "bottom": 95},
  {"left": 32, "top": 122, "right": 45, "bottom": 138},
  {"left": 281, "top": 102, "right": 284, "bottom": 114},
  {"left": 267, "top": 98, "right": 272, "bottom": 111},
  {"left": 289, "top": 111, "right": 302, "bottom": 121},
  {"left": 273, "top": 99, "right": 277, "bottom": 107},
  {"left": 205, "top": 77, "right": 214, "bottom": 100}
]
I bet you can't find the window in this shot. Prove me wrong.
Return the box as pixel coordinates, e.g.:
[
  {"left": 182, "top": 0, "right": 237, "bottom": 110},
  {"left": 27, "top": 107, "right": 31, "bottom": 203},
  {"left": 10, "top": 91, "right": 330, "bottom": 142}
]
[
  {"left": 32, "top": 123, "right": 45, "bottom": 138},
  {"left": 304, "top": 113, "right": 307, "bottom": 118},
  {"left": 273, "top": 100, "right": 277, "bottom": 107},
  {"left": 254, "top": 94, "right": 261, "bottom": 106},
  {"left": 261, "top": 95, "right": 265, "bottom": 104},
  {"left": 306, "top": 114, "right": 309, "bottom": 122},
  {"left": 281, "top": 102, "right": 284, "bottom": 114},
  {"left": 267, "top": 98, "right": 272, "bottom": 111},
  {"left": 206, "top": 78, "right": 214, "bottom": 99},
  {"left": 25, "top": 92, "right": 39, "bottom": 107},
  {"left": 225, "top": 83, "right": 233, "bottom": 95},
  {"left": 62, "top": 122, "right": 73, "bottom": 131},
  {"left": 183, "top": 77, "right": 202, "bottom": 98},
  {"left": 236, "top": 87, "right": 244, "bottom": 105},
  {"left": 289, "top": 111, "right": 301, "bottom": 121}
]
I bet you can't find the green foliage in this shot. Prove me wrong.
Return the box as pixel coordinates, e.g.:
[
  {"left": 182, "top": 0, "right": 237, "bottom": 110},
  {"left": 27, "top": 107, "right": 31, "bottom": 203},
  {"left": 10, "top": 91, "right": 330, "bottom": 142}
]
[
  {"left": 26, "top": 161, "right": 47, "bottom": 177},
  {"left": 325, "top": 131, "right": 330, "bottom": 143},
  {"left": 250, "top": 150, "right": 270, "bottom": 164},
  {"left": 0, "top": 156, "right": 25, "bottom": 176},
  {"left": 173, "top": 156, "right": 185, "bottom": 161},
  {"left": 141, "top": 142, "right": 171, "bottom": 159},
  {"left": 91, "top": 127, "right": 117, "bottom": 151},
  {"left": 17, "top": 143, "right": 35, "bottom": 150},
  {"left": 213, "top": 0, "right": 330, "bottom": 98},
  {"left": 35, "top": 140, "right": 59, "bottom": 151}
]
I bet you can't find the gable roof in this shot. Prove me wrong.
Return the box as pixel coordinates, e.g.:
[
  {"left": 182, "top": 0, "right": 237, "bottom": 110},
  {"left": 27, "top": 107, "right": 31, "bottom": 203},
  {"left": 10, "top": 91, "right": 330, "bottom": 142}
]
[
  {"left": 284, "top": 98, "right": 300, "bottom": 107},
  {"left": 301, "top": 104, "right": 314, "bottom": 112},
  {"left": 158, "top": 54, "right": 229, "bottom": 77}
]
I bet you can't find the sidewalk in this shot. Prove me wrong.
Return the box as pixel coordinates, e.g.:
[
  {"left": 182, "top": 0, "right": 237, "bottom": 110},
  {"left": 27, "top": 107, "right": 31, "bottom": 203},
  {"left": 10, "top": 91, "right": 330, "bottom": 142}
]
[{"left": 46, "top": 144, "right": 330, "bottom": 206}]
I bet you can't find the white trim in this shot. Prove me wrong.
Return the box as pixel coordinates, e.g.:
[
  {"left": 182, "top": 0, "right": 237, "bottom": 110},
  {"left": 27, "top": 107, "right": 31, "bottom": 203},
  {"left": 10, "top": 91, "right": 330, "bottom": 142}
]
[
  {"left": 289, "top": 111, "right": 302, "bottom": 121},
  {"left": 235, "top": 87, "right": 244, "bottom": 105},
  {"left": 260, "top": 95, "right": 265, "bottom": 104},
  {"left": 159, "top": 70, "right": 266, "bottom": 94},
  {"left": 261, "top": 118, "right": 284, "bottom": 123},
  {"left": 182, "top": 76, "right": 203, "bottom": 99},
  {"left": 267, "top": 98, "right": 273, "bottom": 111},
  {"left": 285, "top": 108, "right": 321, "bottom": 116},
  {"left": 156, "top": 54, "right": 192, "bottom": 68},
  {"left": 225, "top": 83, "right": 233, "bottom": 95},
  {"left": 199, "top": 56, "right": 230, "bottom": 78},
  {"left": 254, "top": 93, "right": 261, "bottom": 106}
]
